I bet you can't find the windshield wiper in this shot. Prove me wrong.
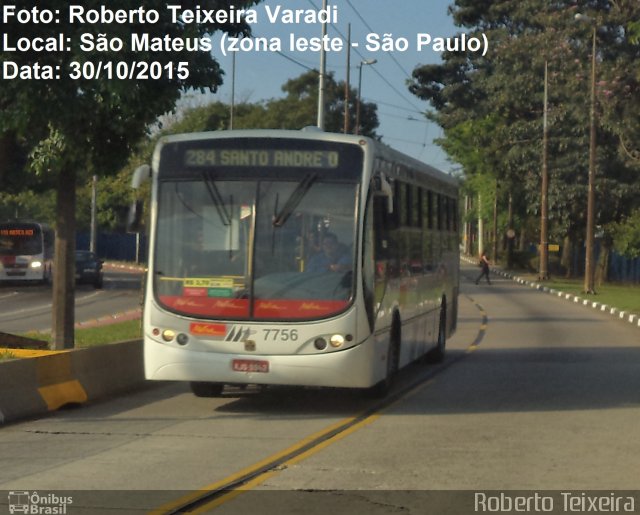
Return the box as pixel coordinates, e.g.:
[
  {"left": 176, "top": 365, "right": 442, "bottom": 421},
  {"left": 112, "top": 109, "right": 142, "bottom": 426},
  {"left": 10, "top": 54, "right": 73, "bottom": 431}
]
[
  {"left": 272, "top": 174, "right": 317, "bottom": 227},
  {"left": 202, "top": 171, "right": 232, "bottom": 226}
]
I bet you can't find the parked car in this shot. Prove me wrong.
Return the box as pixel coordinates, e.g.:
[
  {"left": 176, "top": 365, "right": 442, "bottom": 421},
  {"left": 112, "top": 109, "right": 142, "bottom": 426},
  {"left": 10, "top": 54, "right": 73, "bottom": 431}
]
[{"left": 75, "top": 250, "right": 103, "bottom": 288}]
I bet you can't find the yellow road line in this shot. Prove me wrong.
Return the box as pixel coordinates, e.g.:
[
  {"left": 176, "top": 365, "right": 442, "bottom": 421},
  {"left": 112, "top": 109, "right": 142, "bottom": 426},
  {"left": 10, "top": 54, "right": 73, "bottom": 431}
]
[
  {"left": 151, "top": 415, "right": 364, "bottom": 515},
  {"left": 191, "top": 413, "right": 384, "bottom": 514}
]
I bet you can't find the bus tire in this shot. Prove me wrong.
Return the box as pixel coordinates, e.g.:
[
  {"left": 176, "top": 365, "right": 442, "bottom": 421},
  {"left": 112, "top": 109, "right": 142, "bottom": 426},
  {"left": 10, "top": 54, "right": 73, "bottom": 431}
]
[
  {"left": 426, "top": 301, "right": 446, "bottom": 364},
  {"left": 366, "top": 315, "right": 401, "bottom": 398},
  {"left": 190, "top": 382, "right": 224, "bottom": 397}
]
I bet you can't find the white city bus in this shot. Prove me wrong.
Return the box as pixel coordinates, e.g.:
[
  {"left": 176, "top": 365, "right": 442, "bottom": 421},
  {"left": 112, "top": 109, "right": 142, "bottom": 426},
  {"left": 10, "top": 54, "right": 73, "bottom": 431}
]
[
  {"left": 0, "top": 221, "right": 54, "bottom": 283},
  {"left": 132, "top": 129, "right": 459, "bottom": 396}
]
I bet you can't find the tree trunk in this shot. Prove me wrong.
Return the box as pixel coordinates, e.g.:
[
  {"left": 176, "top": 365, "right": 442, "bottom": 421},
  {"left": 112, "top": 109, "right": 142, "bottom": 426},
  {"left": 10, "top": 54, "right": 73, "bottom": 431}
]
[
  {"left": 506, "top": 193, "right": 514, "bottom": 269},
  {"left": 52, "top": 165, "right": 76, "bottom": 349},
  {"left": 464, "top": 196, "right": 472, "bottom": 256},
  {"left": 561, "top": 235, "right": 573, "bottom": 278},
  {"left": 518, "top": 227, "right": 526, "bottom": 252},
  {"left": 595, "top": 239, "right": 611, "bottom": 287},
  {"left": 491, "top": 184, "right": 499, "bottom": 263}
]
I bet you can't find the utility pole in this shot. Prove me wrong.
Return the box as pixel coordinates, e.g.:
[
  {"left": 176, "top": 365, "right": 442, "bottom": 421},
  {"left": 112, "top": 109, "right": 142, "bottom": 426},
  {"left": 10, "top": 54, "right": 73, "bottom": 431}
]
[
  {"left": 90, "top": 175, "right": 97, "bottom": 254},
  {"left": 229, "top": 52, "right": 236, "bottom": 130},
  {"left": 575, "top": 13, "right": 598, "bottom": 294},
  {"left": 316, "top": 0, "right": 328, "bottom": 130},
  {"left": 539, "top": 60, "right": 549, "bottom": 281},
  {"left": 343, "top": 23, "right": 351, "bottom": 134},
  {"left": 477, "top": 194, "right": 484, "bottom": 258},
  {"left": 583, "top": 24, "right": 597, "bottom": 294},
  {"left": 356, "top": 59, "right": 376, "bottom": 135}
]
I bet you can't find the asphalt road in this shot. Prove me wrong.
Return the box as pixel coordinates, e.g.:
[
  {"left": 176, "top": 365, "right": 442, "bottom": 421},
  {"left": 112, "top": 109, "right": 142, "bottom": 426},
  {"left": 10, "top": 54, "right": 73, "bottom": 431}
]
[
  {"left": 0, "top": 268, "right": 143, "bottom": 333},
  {"left": 1, "top": 262, "right": 639, "bottom": 514}
]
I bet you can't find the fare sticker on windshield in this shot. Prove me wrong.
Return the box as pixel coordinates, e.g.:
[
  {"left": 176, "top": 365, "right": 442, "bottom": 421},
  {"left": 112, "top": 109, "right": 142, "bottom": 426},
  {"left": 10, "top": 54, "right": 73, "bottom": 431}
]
[
  {"left": 184, "top": 277, "right": 234, "bottom": 288},
  {"left": 184, "top": 148, "right": 339, "bottom": 169}
]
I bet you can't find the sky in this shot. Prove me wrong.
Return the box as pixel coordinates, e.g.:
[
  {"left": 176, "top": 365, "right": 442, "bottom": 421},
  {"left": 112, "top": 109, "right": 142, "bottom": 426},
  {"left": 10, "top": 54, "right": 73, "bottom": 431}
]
[{"left": 203, "top": 0, "right": 461, "bottom": 173}]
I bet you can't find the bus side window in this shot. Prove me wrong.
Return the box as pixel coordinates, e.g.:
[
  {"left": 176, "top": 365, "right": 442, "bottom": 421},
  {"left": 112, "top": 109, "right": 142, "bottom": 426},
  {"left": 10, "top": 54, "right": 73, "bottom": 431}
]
[{"left": 373, "top": 195, "right": 402, "bottom": 280}]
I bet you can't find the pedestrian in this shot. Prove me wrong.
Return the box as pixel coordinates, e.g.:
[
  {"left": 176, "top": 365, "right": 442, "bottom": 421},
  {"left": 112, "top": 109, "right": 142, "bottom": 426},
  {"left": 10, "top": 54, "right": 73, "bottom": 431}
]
[{"left": 475, "top": 251, "right": 491, "bottom": 285}]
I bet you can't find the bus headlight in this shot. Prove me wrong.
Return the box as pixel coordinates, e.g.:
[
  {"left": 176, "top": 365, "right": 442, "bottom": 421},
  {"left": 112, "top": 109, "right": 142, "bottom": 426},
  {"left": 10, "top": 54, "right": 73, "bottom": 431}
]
[
  {"left": 30, "top": 260, "right": 43, "bottom": 268},
  {"left": 161, "top": 329, "right": 176, "bottom": 342},
  {"left": 330, "top": 334, "right": 345, "bottom": 348}
]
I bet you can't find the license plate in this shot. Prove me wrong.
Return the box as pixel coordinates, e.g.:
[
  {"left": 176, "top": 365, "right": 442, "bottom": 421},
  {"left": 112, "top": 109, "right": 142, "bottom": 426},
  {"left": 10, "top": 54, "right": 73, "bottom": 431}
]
[{"left": 232, "top": 359, "right": 269, "bottom": 373}]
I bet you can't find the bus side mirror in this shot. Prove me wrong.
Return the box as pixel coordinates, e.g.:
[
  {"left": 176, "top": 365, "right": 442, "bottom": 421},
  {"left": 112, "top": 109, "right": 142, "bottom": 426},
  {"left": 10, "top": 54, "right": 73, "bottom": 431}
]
[
  {"left": 373, "top": 175, "right": 393, "bottom": 214},
  {"left": 132, "top": 164, "right": 150, "bottom": 189},
  {"left": 127, "top": 164, "right": 150, "bottom": 233},
  {"left": 127, "top": 199, "right": 144, "bottom": 233}
]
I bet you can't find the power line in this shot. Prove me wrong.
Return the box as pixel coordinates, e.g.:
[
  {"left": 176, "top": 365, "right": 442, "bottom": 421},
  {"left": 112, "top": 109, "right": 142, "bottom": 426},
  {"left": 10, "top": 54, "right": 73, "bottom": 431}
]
[
  {"left": 340, "top": 0, "right": 424, "bottom": 113},
  {"left": 376, "top": 109, "right": 427, "bottom": 122},
  {"left": 302, "top": 0, "right": 424, "bottom": 113},
  {"left": 344, "top": 0, "right": 413, "bottom": 79},
  {"left": 373, "top": 99, "right": 429, "bottom": 115}
]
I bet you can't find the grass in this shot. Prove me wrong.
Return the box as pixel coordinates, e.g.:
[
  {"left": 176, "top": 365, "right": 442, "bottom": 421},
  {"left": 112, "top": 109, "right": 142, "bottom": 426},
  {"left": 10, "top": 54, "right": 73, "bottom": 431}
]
[
  {"left": 74, "top": 319, "right": 143, "bottom": 347},
  {"left": 507, "top": 273, "right": 640, "bottom": 316},
  {"left": 21, "top": 319, "right": 142, "bottom": 349},
  {"left": 488, "top": 252, "right": 640, "bottom": 316}
]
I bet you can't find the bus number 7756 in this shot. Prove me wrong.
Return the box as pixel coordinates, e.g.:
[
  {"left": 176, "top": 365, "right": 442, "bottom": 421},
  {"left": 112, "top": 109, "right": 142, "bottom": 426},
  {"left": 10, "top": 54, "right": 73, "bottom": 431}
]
[{"left": 263, "top": 329, "right": 299, "bottom": 341}]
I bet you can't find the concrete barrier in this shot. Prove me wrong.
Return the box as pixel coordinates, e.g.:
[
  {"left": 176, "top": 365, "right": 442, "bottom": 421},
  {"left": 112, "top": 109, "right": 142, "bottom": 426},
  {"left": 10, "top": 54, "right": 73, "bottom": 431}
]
[{"left": 0, "top": 339, "right": 145, "bottom": 425}]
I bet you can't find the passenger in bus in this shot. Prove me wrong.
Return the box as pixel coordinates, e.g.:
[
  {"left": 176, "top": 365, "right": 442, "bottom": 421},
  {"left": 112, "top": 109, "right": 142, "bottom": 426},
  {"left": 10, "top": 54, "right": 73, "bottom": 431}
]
[{"left": 307, "top": 232, "right": 351, "bottom": 273}]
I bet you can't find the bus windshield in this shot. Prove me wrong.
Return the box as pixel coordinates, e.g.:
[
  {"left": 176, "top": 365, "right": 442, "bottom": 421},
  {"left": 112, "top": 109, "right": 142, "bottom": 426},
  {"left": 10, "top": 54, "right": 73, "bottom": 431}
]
[{"left": 153, "top": 141, "right": 362, "bottom": 321}]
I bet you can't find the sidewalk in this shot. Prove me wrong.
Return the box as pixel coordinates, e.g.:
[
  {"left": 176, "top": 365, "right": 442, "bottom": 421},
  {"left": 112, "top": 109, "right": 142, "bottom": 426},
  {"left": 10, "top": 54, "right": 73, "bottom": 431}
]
[{"left": 461, "top": 256, "right": 640, "bottom": 329}]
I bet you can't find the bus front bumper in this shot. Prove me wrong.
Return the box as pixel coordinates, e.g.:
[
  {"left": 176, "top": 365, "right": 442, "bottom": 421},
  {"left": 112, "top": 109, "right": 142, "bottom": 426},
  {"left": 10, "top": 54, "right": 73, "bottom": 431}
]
[{"left": 144, "top": 337, "right": 383, "bottom": 390}]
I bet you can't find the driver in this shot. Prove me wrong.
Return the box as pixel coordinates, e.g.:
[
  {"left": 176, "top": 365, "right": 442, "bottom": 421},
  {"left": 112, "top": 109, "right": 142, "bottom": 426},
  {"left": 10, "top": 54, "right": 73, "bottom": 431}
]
[{"left": 306, "top": 232, "right": 351, "bottom": 273}]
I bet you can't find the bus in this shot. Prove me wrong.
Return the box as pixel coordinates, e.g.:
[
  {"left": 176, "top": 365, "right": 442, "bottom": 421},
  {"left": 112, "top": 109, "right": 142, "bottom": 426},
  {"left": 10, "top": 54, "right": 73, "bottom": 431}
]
[
  {"left": 0, "top": 221, "right": 54, "bottom": 284},
  {"left": 130, "top": 129, "right": 459, "bottom": 397}
]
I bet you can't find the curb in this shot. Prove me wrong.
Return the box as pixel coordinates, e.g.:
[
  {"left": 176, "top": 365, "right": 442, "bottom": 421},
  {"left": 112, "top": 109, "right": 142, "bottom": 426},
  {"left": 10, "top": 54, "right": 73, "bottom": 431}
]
[
  {"left": 103, "top": 262, "right": 146, "bottom": 273},
  {"left": 74, "top": 308, "right": 142, "bottom": 328},
  {"left": 0, "top": 339, "right": 145, "bottom": 425},
  {"left": 461, "top": 256, "right": 640, "bottom": 329}
]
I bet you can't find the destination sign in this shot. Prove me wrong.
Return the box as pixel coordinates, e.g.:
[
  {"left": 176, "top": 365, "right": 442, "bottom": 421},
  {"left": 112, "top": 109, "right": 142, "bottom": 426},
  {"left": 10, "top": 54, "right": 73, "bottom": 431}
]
[
  {"left": 0, "top": 229, "right": 35, "bottom": 236},
  {"left": 184, "top": 148, "right": 339, "bottom": 169}
]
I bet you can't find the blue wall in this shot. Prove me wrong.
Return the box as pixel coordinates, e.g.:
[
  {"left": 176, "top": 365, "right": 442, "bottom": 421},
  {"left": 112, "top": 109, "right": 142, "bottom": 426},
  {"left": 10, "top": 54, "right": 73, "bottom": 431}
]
[{"left": 76, "top": 232, "right": 147, "bottom": 263}]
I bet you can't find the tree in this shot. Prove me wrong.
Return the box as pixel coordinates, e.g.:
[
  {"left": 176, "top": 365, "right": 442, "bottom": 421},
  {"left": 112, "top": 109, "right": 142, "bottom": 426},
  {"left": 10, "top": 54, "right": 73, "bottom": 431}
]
[
  {"left": 409, "top": 0, "right": 640, "bottom": 279},
  {"left": 171, "top": 70, "right": 380, "bottom": 137},
  {"left": 1, "top": 0, "right": 259, "bottom": 348}
]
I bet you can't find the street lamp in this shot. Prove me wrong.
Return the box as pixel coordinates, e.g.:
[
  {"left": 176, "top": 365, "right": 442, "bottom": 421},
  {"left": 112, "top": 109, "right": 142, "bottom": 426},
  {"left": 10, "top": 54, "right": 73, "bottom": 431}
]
[
  {"left": 575, "top": 13, "right": 598, "bottom": 294},
  {"left": 355, "top": 58, "right": 376, "bottom": 135}
]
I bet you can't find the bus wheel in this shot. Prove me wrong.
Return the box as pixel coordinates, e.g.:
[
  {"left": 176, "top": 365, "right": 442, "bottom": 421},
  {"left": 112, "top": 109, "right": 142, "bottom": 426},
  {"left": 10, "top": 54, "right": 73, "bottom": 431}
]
[
  {"left": 190, "top": 382, "right": 224, "bottom": 397},
  {"left": 366, "top": 319, "right": 401, "bottom": 398},
  {"left": 426, "top": 303, "right": 447, "bottom": 364}
]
